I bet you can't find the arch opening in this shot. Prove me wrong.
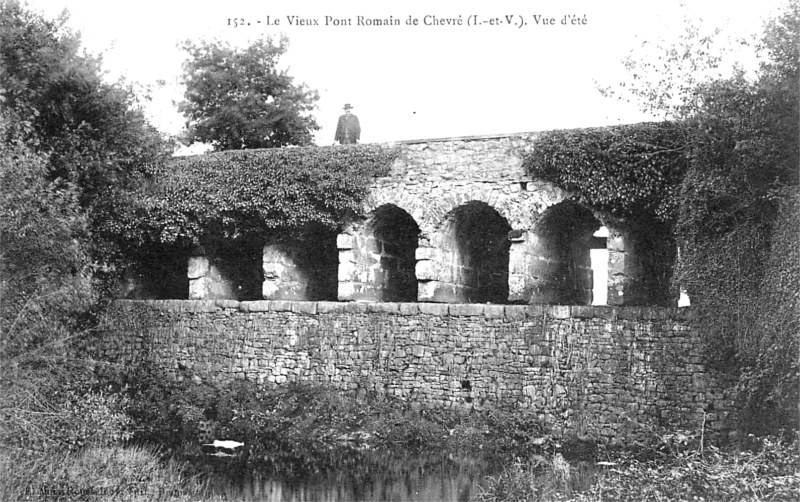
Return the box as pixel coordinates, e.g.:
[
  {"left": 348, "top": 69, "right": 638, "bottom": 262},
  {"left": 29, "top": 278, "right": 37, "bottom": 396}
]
[
  {"left": 443, "top": 201, "right": 512, "bottom": 303},
  {"left": 188, "top": 238, "right": 263, "bottom": 301},
  {"left": 365, "top": 204, "right": 420, "bottom": 302},
  {"left": 530, "top": 201, "right": 603, "bottom": 305}
]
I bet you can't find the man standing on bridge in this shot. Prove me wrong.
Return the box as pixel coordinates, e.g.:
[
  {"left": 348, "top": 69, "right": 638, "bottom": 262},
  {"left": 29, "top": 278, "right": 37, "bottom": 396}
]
[{"left": 334, "top": 103, "right": 360, "bottom": 144}]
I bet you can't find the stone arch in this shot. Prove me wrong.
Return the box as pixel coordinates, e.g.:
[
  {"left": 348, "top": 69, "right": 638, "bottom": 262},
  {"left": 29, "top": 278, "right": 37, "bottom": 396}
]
[
  {"left": 362, "top": 188, "right": 427, "bottom": 234},
  {"left": 529, "top": 200, "right": 604, "bottom": 305},
  {"left": 419, "top": 200, "right": 512, "bottom": 303},
  {"left": 337, "top": 204, "right": 420, "bottom": 302},
  {"left": 423, "top": 184, "right": 515, "bottom": 234}
]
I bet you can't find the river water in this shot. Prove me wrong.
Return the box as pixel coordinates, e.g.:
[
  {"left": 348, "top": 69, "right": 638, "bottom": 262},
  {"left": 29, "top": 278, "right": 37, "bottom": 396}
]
[{"left": 206, "top": 454, "right": 495, "bottom": 502}]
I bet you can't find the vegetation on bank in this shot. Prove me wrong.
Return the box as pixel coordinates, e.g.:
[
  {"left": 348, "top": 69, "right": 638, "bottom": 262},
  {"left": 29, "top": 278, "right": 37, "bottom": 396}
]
[
  {"left": 4, "top": 360, "right": 798, "bottom": 501},
  {"left": 478, "top": 435, "right": 800, "bottom": 502},
  {"left": 99, "top": 363, "right": 557, "bottom": 473}
]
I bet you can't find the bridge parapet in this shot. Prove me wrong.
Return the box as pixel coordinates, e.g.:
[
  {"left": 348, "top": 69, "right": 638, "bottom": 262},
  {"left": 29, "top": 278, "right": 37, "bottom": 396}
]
[{"left": 382, "top": 132, "right": 540, "bottom": 182}]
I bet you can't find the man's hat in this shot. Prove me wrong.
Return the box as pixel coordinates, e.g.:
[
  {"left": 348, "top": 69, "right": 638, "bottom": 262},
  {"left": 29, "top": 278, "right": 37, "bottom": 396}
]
[{"left": 343, "top": 103, "right": 353, "bottom": 110}]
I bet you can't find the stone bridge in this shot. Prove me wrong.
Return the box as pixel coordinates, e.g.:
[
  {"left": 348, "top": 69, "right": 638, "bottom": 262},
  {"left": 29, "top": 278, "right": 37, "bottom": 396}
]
[{"left": 172, "top": 132, "right": 674, "bottom": 307}]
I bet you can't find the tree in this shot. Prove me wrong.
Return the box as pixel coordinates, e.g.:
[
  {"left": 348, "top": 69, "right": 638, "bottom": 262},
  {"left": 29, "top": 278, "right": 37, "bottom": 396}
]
[
  {"left": 0, "top": 109, "right": 94, "bottom": 359},
  {"left": 604, "top": 1, "right": 799, "bottom": 431},
  {"left": 179, "top": 36, "right": 320, "bottom": 150},
  {"left": 0, "top": 1, "right": 174, "bottom": 356},
  {"left": 0, "top": 1, "right": 173, "bottom": 206}
]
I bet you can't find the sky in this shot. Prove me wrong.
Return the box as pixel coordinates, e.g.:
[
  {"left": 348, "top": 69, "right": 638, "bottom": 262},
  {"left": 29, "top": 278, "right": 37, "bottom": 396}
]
[{"left": 28, "top": 0, "right": 786, "bottom": 148}]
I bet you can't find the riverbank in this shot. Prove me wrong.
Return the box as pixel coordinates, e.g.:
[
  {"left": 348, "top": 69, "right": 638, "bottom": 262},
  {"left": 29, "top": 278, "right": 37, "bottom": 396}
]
[{"left": 2, "top": 360, "right": 798, "bottom": 501}]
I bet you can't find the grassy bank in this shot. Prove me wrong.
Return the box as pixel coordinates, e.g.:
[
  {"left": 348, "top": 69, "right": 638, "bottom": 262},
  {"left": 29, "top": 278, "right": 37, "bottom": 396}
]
[
  {"left": 0, "top": 358, "right": 221, "bottom": 501},
  {"left": 0, "top": 445, "right": 214, "bottom": 502},
  {"left": 477, "top": 435, "right": 800, "bottom": 501}
]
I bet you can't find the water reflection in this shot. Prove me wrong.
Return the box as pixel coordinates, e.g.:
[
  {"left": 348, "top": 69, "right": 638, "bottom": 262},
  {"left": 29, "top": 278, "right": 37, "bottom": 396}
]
[{"left": 209, "top": 454, "right": 492, "bottom": 502}]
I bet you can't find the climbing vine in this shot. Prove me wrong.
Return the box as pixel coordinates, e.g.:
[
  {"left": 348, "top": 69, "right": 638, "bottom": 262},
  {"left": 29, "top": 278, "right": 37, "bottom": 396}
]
[
  {"left": 522, "top": 122, "right": 688, "bottom": 224},
  {"left": 96, "top": 144, "right": 398, "bottom": 249}
]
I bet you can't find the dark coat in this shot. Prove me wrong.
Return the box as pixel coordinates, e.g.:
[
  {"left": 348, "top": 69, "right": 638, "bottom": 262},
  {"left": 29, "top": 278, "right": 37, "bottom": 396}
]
[{"left": 335, "top": 114, "right": 361, "bottom": 144}]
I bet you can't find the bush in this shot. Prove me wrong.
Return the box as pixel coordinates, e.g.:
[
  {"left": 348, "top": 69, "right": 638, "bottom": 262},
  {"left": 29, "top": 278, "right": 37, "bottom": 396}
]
[
  {"left": 0, "top": 359, "right": 132, "bottom": 454},
  {"left": 476, "top": 454, "right": 593, "bottom": 502}
]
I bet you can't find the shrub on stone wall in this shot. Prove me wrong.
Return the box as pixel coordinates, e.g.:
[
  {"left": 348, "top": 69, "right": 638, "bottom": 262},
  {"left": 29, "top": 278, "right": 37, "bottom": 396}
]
[
  {"left": 97, "top": 145, "right": 398, "bottom": 250},
  {"left": 522, "top": 122, "right": 688, "bottom": 225}
]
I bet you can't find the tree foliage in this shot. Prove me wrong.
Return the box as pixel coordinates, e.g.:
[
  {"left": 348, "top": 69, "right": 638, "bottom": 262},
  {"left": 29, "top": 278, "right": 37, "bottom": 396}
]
[
  {"left": 0, "top": 113, "right": 94, "bottom": 359},
  {"left": 0, "top": 1, "right": 173, "bottom": 205},
  {"left": 600, "top": 1, "right": 799, "bottom": 430},
  {"left": 179, "top": 36, "right": 320, "bottom": 150},
  {"left": 97, "top": 145, "right": 398, "bottom": 251},
  {"left": 523, "top": 122, "right": 688, "bottom": 225},
  {"left": 0, "top": 1, "right": 173, "bottom": 357}
]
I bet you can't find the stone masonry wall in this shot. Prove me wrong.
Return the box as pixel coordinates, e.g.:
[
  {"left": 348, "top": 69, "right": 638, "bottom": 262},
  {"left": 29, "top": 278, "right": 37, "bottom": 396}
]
[{"left": 98, "top": 300, "right": 734, "bottom": 444}]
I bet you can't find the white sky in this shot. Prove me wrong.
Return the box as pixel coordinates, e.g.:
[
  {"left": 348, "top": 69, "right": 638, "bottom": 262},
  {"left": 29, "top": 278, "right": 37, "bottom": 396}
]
[{"left": 28, "top": 0, "right": 785, "bottom": 147}]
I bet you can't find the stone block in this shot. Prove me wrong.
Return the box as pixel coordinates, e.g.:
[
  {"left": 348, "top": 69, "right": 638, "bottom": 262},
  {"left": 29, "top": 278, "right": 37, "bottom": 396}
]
[
  {"left": 449, "top": 304, "right": 483, "bottom": 316},
  {"left": 187, "top": 256, "right": 209, "bottom": 279},
  {"left": 339, "top": 250, "right": 356, "bottom": 264},
  {"left": 549, "top": 305, "right": 571, "bottom": 319},
  {"left": 508, "top": 254, "right": 529, "bottom": 275},
  {"left": 570, "top": 305, "right": 596, "bottom": 319},
  {"left": 215, "top": 300, "right": 239, "bottom": 310},
  {"left": 337, "top": 261, "right": 356, "bottom": 281},
  {"left": 526, "top": 305, "right": 546, "bottom": 317},
  {"left": 415, "top": 247, "right": 437, "bottom": 261},
  {"left": 262, "top": 262, "right": 286, "bottom": 280},
  {"left": 367, "top": 302, "right": 400, "bottom": 314},
  {"left": 507, "top": 275, "right": 528, "bottom": 300},
  {"left": 398, "top": 302, "right": 420, "bottom": 315},
  {"left": 336, "top": 234, "right": 355, "bottom": 249},
  {"left": 429, "top": 284, "right": 466, "bottom": 304},
  {"left": 262, "top": 280, "right": 280, "bottom": 300},
  {"left": 592, "top": 306, "right": 617, "bottom": 320},
  {"left": 344, "top": 302, "right": 369, "bottom": 314},
  {"left": 316, "top": 301, "right": 346, "bottom": 314},
  {"left": 417, "top": 281, "right": 438, "bottom": 302},
  {"left": 418, "top": 303, "right": 448, "bottom": 316},
  {"left": 188, "top": 278, "right": 209, "bottom": 299},
  {"left": 415, "top": 260, "right": 436, "bottom": 281},
  {"left": 504, "top": 305, "right": 527, "bottom": 321},
  {"left": 483, "top": 305, "right": 505, "bottom": 319},
  {"left": 607, "top": 251, "right": 626, "bottom": 273},
  {"left": 247, "top": 301, "right": 272, "bottom": 312},
  {"left": 508, "top": 229, "right": 526, "bottom": 242},
  {"left": 270, "top": 301, "right": 293, "bottom": 312},
  {"left": 191, "top": 300, "right": 218, "bottom": 312},
  {"left": 607, "top": 233, "right": 626, "bottom": 252},
  {"left": 338, "top": 281, "right": 356, "bottom": 301},
  {"left": 291, "top": 302, "right": 317, "bottom": 315}
]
